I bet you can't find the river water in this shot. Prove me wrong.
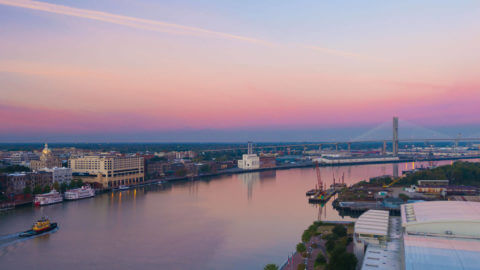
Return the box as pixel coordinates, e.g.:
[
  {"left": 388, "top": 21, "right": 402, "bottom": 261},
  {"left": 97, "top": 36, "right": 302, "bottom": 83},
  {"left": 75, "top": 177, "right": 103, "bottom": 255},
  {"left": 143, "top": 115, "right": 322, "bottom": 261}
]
[{"left": 0, "top": 160, "right": 458, "bottom": 269}]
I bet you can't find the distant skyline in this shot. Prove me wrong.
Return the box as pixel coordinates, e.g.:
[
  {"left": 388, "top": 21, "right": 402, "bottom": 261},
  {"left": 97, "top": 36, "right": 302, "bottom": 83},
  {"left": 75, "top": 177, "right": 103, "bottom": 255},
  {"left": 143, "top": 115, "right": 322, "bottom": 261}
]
[{"left": 1, "top": 1, "right": 479, "bottom": 142}]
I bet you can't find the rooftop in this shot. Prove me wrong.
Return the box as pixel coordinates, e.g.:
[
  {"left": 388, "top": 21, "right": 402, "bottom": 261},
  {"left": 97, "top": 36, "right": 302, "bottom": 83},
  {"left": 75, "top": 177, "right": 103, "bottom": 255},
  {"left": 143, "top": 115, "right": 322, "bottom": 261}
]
[
  {"left": 404, "top": 234, "right": 480, "bottom": 270},
  {"left": 401, "top": 201, "right": 480, "bottom": 226},
  {"left": 355, "top": 210, "right": 389, "bottom": 236}
]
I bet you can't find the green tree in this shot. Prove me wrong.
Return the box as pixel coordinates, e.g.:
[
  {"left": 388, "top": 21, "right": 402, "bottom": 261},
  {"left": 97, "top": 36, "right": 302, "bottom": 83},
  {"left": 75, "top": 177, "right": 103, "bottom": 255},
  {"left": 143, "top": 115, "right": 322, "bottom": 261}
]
[
  {"left": 33, "top": 185, "right": 43, "bottom": 194},
  {"left": 315, "top": 253, "right": 327, "bottom": 267},
  {"left": 296, "top": 242, "right": 307, "bottom": 253},
  {"left": 23, "top": 186, "right": 32, "bottom": 194},
  {"left": 60, "top": 182, "right": 68, "bottom": 193},
  {"left": 326, "top": 251, "right": 357, "bottom": 270},
  {"left": 52, "top": 182, "right": 60, "bottom": 191},
  {"left": 325, "top": 238, "right": 336, "bottom": 253},
  {"left": 264, "top": 264, "right": 279, "bottom": 270},
  {"left": 43, "top": 185, "right": 51, "bottom": 193},
  {"left": 297, "top": 263, "right": 306, "bottom": 270},
  {"left": 332, "top": 225, "right": 347, "bottom": 237},
  {"left": 302, "top": 229, "right": 312, "bottom": 242}
]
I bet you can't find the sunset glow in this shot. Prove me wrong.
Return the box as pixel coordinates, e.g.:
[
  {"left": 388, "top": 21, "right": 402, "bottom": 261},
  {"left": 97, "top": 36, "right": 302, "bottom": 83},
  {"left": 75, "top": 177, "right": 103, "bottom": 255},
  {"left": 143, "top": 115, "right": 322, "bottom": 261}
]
[{"left": 1, "top": 0, "right": 479, "bottom": 141}]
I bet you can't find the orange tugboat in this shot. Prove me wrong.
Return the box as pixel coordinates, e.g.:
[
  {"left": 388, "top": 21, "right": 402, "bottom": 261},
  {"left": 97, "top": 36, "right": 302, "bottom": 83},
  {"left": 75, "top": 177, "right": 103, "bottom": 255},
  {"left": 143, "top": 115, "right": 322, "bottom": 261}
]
[{"left": 19, "top": 217, "right": 58, "bottom": 237}]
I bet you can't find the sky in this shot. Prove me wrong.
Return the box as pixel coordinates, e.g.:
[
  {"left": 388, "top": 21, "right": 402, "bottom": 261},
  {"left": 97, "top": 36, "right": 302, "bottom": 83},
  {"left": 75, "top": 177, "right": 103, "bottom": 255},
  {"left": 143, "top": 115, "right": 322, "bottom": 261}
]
[{"left": 0, "top": 0, "right": 479, "bottom": 142}]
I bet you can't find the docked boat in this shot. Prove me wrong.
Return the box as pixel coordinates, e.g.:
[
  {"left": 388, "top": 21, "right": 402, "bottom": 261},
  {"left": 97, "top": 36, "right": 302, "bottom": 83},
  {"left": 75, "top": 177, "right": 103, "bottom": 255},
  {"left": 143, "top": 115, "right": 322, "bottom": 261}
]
[
  {"left": 118, "top": 185, "right": 130, "bottom": 190},
  {"left": 19, "top": 217, "right": 58, "bottom": 237},
  {"left": 64, "top": 185, "right": 95, "bottom": 200},
  {"left": 157, "top": 180, "right": 167, "bottom": 185},
  {"left": 306, "top": 189, "right": 320, "bottom": 196},
  {"left": 34, "top": 189, "right": 63, "bottom": 206}
]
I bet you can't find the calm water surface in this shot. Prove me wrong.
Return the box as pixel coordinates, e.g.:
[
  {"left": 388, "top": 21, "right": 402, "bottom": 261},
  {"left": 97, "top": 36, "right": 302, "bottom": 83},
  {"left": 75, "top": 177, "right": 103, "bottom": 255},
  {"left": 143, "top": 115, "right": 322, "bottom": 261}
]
[{"left": 0, "top": 160, "right": 457, "bottom": 269}]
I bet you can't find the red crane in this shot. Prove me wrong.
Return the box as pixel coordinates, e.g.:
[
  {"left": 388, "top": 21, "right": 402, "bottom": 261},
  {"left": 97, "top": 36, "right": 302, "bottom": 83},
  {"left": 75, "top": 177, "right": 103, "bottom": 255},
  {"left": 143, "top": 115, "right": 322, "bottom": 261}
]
[{"left": 315, "top": 161, "right": 323, "bottom": 192}]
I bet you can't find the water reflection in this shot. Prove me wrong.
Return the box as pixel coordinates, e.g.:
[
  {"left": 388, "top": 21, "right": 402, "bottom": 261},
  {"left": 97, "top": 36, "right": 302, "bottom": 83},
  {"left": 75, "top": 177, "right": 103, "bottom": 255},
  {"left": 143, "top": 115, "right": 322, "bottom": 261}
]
[
  {"left": 239, "top": 171, "right": 277, "bottom": 200},
  {"left": 0, "top": 159, "right": 477, "bottom": 270}
]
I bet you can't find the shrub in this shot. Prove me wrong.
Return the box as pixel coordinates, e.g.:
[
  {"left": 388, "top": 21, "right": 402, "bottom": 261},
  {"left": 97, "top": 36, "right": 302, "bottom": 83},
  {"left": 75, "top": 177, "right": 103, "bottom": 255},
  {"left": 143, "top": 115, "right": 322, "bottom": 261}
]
[
  {"left": 297, "top": 263, "right": 306, "bottom": 270},
  {"left": 325, "top": 238, "right": 336, "bottom": 253},
  {"left": 264, "top": 264, "right": 279, "bottom": 270},
  {"left": 332, "top": 225, "right": 347, "bottom": 237},
  {"left": 296, "top": 242, "right": 307, "bottom": 253},
  {"left": 315, "top": 253, "right": 327, "bottom": 266}
]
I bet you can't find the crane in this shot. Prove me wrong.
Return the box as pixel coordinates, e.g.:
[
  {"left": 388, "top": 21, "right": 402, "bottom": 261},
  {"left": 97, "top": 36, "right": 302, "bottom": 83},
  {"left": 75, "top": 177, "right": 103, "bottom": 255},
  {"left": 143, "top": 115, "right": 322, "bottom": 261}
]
[{"left": 315, "top": 161, "right": 323, "bottom": 192}]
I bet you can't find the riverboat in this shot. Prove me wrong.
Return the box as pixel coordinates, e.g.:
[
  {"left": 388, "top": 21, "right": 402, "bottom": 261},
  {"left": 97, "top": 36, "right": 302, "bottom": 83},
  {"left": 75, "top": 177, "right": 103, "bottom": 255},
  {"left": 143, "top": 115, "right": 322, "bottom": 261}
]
[
  {"left": 34, "top": 190, "right": 63, "bottom": 206},
  {"left": 64, "top": 185, "right": 95, "bottom": 200}
]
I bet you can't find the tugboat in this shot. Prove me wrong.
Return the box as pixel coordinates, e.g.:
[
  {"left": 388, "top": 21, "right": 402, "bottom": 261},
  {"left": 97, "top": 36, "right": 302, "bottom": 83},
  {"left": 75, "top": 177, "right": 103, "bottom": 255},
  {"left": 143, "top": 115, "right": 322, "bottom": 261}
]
[{"left": 19, "top": 217, "right": 58, "bottom": 237}]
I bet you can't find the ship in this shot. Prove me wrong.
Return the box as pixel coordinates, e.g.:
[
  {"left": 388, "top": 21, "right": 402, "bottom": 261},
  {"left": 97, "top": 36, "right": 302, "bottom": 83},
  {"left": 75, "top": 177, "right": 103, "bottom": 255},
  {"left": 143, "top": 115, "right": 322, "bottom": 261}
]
[
  {"left": 118, "top": 185, "right": 130, "bottom": 190},
  {"left": 64, "top": 185, "right": 95, "bottom": 200},
  {"left": 309, "top": 188, "right": 336, "bottom": 204},
  {"left": 34, "top": 189, "right": 63, "bottom": 206},
  {"left": 19, "top": 217, "right": 58, "bottom": 237}
]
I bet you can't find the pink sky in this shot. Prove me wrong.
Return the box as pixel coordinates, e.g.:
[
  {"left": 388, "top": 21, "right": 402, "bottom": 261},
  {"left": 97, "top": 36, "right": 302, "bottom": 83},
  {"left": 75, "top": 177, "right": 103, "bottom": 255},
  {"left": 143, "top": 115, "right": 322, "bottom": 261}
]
[{"left": 0, "top": 1, "right": 479, "bottom": 141}]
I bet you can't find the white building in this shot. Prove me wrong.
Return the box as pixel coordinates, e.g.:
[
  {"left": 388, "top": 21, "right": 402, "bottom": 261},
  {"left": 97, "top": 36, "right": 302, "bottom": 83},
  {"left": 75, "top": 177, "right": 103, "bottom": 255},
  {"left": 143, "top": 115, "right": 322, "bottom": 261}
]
[
  {"left": 238, "top": 154, "right": 260, "bottom": 170},
  {"left": 43, "top": 167, "right": 72, "bottom": 184}
]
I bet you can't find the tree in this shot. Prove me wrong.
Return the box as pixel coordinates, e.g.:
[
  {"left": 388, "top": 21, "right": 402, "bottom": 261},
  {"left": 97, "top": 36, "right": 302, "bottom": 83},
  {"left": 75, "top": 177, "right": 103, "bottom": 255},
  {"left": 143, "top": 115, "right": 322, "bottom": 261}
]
[
  {"left": 52, "top": 182, "right": 60, "bottom": 191},
  {"left": 326, "top": 251, "right": 357, "bottom": 270},
  {"left": 60, "top": 182, "right": 68, "bottom": 193},
  {"left": 297, "top": 263, "right": 306, "bottom": 270},
  {"left": 264, "top": 264, "right": 279, "bottom": 270},
  {"left": 296, "top": 242, "right": 307, "bottom": 253},
  {"left": 332, "top": 225, "right": 347, "bottom": 237},
  {"left": 315, "top": 253, "right": 327, "bottom": 267},
  {"left": 302, "top": 229, "right": 312, "bottom": 242},
  {"left": 43, "top": 185, "right": 51, "bottom": 193},
  {"left": 23, "top": 186, "right": 32, "bottom": 194},
  {"left": 33, "top": 185, "right": 43, "bottom": 194},
  {"left": 325, "top": 238, "right": 336, "bottom": 253}
]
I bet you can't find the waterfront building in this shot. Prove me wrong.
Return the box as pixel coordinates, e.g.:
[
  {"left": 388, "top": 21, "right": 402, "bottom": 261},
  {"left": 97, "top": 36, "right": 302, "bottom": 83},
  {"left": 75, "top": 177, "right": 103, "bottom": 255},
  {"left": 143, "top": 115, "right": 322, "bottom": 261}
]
[
  {"left": 30, "top": 144, "right": 62, "bottom": 171},
  {"left": 238, "top": 154, "right": 260, "bottom": 169},
  {"left": 68, "top": 155, "right": 144, "bottom": 188},
  {"left": 355, "top": 210, "right": 402, "bottom": 270},
  {"left": 42, "top": 167, "right": 72, "bottom": 184},
  {"left": 1, "top": 171, "right": 53, "bottom": 195},
  {"left": 259, "top": 155, "right": 276, "bottom": 168}
]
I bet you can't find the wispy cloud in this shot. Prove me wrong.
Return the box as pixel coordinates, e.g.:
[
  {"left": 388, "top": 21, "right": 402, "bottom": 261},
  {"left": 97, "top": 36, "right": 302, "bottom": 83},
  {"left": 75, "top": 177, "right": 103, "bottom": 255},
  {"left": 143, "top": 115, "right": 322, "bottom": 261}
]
[
  {"left": 0, "top": 0, "right": 377, "bottom": 60},
  {"left": 0, "top": 0, "right": 272, "bottom": 45}
]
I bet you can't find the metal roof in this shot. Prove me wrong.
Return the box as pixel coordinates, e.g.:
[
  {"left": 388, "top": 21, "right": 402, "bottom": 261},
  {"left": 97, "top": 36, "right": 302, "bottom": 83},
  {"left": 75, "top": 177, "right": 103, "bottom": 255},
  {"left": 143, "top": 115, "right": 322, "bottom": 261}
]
[
  {"left": 404, "top": 234, "right": 480, "bottom": 270},
  {"left": 355, "top": 210, "right": 389, "bottom": 236},
  {"left": 401, "top": 201, "right": 480, "bottom": 226}
]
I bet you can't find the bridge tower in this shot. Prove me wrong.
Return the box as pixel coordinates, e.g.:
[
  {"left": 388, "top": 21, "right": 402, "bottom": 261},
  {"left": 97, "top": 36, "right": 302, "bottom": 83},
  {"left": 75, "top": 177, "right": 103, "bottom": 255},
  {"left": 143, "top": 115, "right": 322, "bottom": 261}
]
[{"left": 393, "top": 117, "right": 399, "bottom": 156}]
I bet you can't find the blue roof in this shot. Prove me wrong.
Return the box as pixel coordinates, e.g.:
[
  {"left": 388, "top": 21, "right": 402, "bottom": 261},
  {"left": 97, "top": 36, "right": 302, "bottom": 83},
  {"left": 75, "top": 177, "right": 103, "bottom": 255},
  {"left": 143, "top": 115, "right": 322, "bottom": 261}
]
[{"left": 404, "top": 236, "right": 480, "bottom": 270}]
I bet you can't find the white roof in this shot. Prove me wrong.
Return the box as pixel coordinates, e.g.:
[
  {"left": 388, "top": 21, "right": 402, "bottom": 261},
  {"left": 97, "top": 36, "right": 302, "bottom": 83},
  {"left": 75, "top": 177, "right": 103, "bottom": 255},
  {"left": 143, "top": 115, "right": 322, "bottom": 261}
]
[
  {"left": 401, "top": 201, "right": 480, "bottom": 226},
  {"left": 355, "top": 210, "right": 390, "bottom": 236}
]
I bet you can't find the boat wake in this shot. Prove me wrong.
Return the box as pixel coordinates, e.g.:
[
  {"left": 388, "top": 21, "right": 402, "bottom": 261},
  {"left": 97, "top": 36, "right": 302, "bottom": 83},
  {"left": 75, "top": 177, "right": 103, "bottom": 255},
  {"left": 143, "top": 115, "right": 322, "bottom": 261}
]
[{"left": 0, "top": 228, "right": 59, "bottom": 250}]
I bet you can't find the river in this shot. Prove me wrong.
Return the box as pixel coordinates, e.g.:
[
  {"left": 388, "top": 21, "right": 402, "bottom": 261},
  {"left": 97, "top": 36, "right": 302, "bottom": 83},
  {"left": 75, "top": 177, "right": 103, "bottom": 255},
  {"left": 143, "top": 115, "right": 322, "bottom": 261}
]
[{"left": 0, "top": 160, "right": 459, "bottom": 269}]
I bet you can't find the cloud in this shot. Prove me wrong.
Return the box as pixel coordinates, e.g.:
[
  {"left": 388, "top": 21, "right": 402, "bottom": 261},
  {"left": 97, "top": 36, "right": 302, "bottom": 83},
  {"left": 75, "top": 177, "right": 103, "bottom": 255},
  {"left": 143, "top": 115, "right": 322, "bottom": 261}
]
[
  {"left": 0, "top": 0, "right": 272, "bottom": 45},
  {"left": 0, "top": 0, "right": 376, "bottom": 60}
]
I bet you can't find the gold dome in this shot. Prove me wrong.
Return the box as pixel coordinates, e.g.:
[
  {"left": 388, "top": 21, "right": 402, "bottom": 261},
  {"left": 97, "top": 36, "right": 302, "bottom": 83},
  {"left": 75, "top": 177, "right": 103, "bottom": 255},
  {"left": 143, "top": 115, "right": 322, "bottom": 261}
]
[{"left": 42, "top": 143, "right": 52, "bottom": 155}]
